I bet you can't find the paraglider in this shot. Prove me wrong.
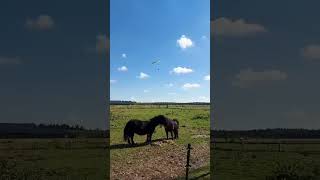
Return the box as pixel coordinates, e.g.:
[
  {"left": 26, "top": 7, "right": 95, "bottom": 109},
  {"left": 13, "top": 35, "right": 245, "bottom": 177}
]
[
  {"left": 152, "top": 60, "right": 160, "bottom": 64},
  {"left": 152, "top": 60, "right": 160, "bottom": 71}
]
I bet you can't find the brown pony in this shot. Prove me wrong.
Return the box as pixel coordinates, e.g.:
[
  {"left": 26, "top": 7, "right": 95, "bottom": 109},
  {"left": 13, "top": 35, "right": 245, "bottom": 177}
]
[{"left": 163, "top": 118, "right": 179, "bottom": 140}]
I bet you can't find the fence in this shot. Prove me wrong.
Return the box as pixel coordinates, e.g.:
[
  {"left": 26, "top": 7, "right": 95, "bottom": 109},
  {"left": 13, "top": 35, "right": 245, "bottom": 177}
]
[{"left": 185, "top": 143, "right": 192, "bottom": 180}]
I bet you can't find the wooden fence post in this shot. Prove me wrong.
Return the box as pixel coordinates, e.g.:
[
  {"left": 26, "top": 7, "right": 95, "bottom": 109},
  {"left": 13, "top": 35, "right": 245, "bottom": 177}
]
[
  {"left": 186, "top": 143, "right": 192, "bottom": 180},
  {"left": 278, "top": 142, "right": 281, "bottom": 152},
  {"left": 241, "top": 141, "right": 244, "bottom": 152}
]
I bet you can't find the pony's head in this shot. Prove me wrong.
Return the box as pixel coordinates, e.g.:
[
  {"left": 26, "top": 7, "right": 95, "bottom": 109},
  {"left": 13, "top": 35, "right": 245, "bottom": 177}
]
[
  {"left": 173, "top": 119, "right": 179, "bottom": 126},
  {"left": 149, "top": 115, "right": 168, "bottom": 126}
]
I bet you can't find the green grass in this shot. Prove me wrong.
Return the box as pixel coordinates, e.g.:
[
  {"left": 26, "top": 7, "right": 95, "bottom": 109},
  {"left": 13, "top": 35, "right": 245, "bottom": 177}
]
[
  {"left": 110, "top": 105, "right": 210, "bottom": 179},
  {"left": 211, "top": 140, "right": 320, "bottom": 180},
  {"left": 110, "top": 105, "right": 209, "bottom": 146},
  {"left": 0, "top": 138, "right": 108, "bottom": 179},
  {"left": 177, "top": 164, "right": 210, "bottom": 180}
]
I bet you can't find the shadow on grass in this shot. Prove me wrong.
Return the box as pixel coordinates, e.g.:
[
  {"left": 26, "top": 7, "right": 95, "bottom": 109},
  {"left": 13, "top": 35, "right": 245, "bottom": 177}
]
[
  {"left": 109, "top": 138, "right": 167, "bottom": 150},
  {"left": 177, "top": 172, "right": 210, "bottom": 180},
  {"left": 189, "top": 172, "right": 210, "bottom": 180}
]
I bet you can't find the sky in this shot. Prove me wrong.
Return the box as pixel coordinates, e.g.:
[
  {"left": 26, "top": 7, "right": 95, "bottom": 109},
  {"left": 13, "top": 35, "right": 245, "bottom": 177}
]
[
  {"left": 0, "top": 0, "right": 108, "bottom": 129},
  {"left": 110, "top": 0, "right": 210, "bottom": 103},
  {"left": 4, "top": 0, "right": 318, "bottom": 131},
  {"left": 212, "top": 0, "right": 320, "bottom": 130}
]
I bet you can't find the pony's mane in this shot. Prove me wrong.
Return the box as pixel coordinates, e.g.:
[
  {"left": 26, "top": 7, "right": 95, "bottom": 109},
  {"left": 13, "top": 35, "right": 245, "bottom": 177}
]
[
  {"left": 149, "top": 115, "right": 168, "bottom": 126},
  {"left": 150, "top": 115, "right": 166, "bottom": 121}
]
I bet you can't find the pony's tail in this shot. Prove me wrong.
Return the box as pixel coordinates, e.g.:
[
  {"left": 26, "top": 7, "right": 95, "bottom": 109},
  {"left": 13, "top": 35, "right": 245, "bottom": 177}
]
[{"left": 123, "top": 124, "right": 129, "bottom": 142}]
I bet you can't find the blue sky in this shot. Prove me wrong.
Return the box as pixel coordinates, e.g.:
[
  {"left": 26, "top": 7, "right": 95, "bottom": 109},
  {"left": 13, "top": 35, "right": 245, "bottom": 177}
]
[
  {"left": 4, "top": 0, "right": 319, "bottom": 130},
  {"left": 0, "top": 0, "right": 107, "bottom": 129},
  {"left": 110, "top": 0, "right": 210, "bottom": 102},
  {"left": 212, "top": 0, "right": 320, "bottom": 129}
]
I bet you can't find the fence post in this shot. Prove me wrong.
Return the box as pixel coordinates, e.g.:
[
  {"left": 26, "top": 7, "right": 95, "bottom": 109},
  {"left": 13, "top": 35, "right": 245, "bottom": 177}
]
[
  {"left": 278, "top": 142, "right": 281, "bottom": 152},
  {"left": 186, "top": 143, "right": 192, "bottom": 180},
  {"left": 241, "top": 141, "right": 244, "bottom": 152}
]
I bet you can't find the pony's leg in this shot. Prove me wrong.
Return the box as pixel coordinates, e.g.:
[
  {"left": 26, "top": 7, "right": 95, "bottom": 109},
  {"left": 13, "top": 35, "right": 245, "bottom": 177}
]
[
  {"left": 149, "top": 133, "right": 153, "bottom": 144},
  {"left": 174, "top": 130, "right": 178, "bottom": 139},
  {"left": 146, "top": 134, "right": 149, "bottom": 144},
  {"left": 171, "top": 131, "right": 174, "bottom": 140},
  {"left": 127, "top": 137, "right": 131, "bottom": 144},
  {"left": 166, "top": 130, "right": 168, "bottom": 140},
  {"left": 131, "top": 135, "right": 135, "bottom": 145}
]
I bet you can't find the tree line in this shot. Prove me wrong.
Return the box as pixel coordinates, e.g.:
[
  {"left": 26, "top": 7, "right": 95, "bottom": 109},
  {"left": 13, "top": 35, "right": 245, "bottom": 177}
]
[
  {"left": 110, "top": 100, "right": 210, "bottom": 105},
  {"left": 0, "top": 123, "right": 108, "bottom": 138}
]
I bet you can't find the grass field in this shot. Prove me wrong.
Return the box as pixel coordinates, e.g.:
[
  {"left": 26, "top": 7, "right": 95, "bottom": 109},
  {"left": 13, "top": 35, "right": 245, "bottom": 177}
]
[
  {"left": 110, "top": 104, "right": 210, "bottom": 179},
  {"left": 211, "top": 138, "right": 320, "bottom": 180},
  {"left": 0, "top": 138, "right": 108, "bottom": 180}
]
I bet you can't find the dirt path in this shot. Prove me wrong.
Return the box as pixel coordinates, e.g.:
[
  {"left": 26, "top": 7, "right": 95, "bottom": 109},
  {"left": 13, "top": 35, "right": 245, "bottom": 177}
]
[{"left": 111, "top": 140, "right": 209, "bottom": 180}]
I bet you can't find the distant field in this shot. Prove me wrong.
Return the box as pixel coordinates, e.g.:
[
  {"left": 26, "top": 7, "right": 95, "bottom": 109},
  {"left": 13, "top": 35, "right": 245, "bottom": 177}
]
[
  {"left": 0, "top": 138, "right": 108, "bottom": 180},
  {"left": 110, "top": 104, "right": 210, "bottom": 179},
  {"left": 211, "top": 138, "right": 320, "bottom": 180}
]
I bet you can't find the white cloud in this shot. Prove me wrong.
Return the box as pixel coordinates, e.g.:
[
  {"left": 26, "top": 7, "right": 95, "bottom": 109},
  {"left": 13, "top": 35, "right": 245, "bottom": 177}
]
[
  {"left": 96, "top": 34, "right": 108, "bottom": 53},
  {"left": 110, "top": 79, "right": 117, "bottom": 84},
  {"left": 117, "top": 66, "right": 128, "bottom": 72},
  {"left": 182, "top": 83, "right": 200, "bottom": 90},
  {"left": 204, "top": 75, "right": 210, "bottom": 81},
  {"left": 201, "top": 35, "right": 207, "bottom": 40},
  {"left": 168, "top": 92, "right": 177, "bottom": 95},
  {"left": 26, "top": 15, "right": 55, "bottom": 30},
  {"left": 301, "top": 45, "right": 320, "bottom": 60},
  {"left": 212, "top": 17, "right": 267, "bottom": 37},
  {"left": 122, "top": 53, "right": 127, "bottom": 58},
  {"left": 0, "top": 57, "right": 22, "bottom": 65},
  {"left": 130, "top": 96, "right": 137, "bottom": 101},
  {"left": 171, "top": 67, "right": 193, "bottom": 75},
  {"left": 232, "top": 68, "right": 288, "bottom": 88},
  {"left": 177, "top": 35, "right": 194, "bottom": 49},
  {"left": 143, "top": 89, "right": 150, "bottom": 93},
  {"left": 137, "top": 72, "right": 150, "bottom": 79},
  {"left": 165, "top": 83, "right": 174, "bottom": 88},
  {"left": 198, "top": 96, "right": 209, "bottom": 102}
]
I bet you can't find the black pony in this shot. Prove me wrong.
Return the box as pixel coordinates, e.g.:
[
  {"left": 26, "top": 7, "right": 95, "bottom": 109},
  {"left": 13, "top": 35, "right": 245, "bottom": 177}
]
[
  {"left": 163, "top": 118, "right": 179, "bottom": 140},
  {"left": 123, "top": 115, "right": 167, "bottom": 145}
]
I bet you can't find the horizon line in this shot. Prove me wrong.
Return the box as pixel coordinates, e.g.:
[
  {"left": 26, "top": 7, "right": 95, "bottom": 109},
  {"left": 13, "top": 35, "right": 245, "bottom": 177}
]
[{"left": 110, "top": 100, "right": 210, "bottom": 103}]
